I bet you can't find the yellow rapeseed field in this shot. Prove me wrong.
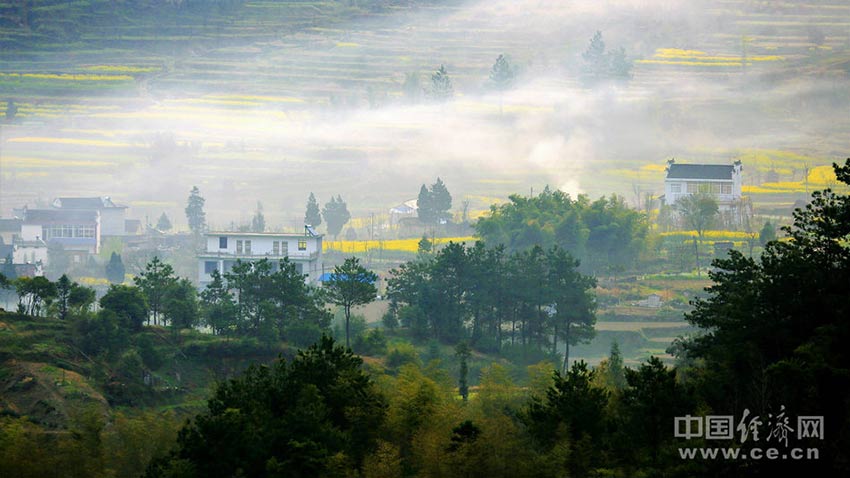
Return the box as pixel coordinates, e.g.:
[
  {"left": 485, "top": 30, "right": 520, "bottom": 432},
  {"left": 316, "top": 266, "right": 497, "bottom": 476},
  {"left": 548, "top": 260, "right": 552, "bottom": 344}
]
[
  {"left": 0, "top": 72, "right": 133, "bottom": 81},
  {"left": 324, "top": 236, "right": 477, "bottom": 254},
  {"left": 660, "top": 230, "right": 754, "bottom": 239},
  {"left": 8, "top": 137, "right": 136, "bottom": 148},
  {"left": 637, "top": 48, "right": 784, "bottom": 67},
  {"left": 82, "top": 65, "right": 161, "bottom": 73}
]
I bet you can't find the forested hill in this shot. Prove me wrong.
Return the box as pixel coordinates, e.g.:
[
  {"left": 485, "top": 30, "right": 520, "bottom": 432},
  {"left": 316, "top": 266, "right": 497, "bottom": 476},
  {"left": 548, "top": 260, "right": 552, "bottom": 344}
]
[{"left": 0, "top": 0, "right": 456, "bottom": 57}]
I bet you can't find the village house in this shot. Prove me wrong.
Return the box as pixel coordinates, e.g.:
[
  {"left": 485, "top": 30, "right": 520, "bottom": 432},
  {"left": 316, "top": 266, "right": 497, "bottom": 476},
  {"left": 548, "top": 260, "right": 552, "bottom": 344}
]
[
  {"left": 661, "top": 159, "right": 749, "bottom": 227},
  {"left": 51, "top": 196, "right": 128, "bottom": 240},
  {"left": 20, "top": 209, "right": 101, "bottom": 263},
  {"left": 662, "top": 159, "right": 743, "bottom": 207},
  {"left": 197, "top": 230, "right": 323, "bottom": 288}
]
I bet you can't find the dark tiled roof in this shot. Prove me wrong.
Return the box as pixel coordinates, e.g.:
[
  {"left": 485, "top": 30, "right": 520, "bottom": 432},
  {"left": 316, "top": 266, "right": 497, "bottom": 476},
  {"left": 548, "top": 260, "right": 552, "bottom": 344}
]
[
  {"left": 23, "top": 209, "right": 98, "bottom": 224},
  {"left": 53, "top": 197, "right": 126, "bottom": 209},
  {"left": 0, "top": 218, "right": 22, "bottom": 232},
  {"left": 666, "top": 164, "right": 734, "bottom": 180}
]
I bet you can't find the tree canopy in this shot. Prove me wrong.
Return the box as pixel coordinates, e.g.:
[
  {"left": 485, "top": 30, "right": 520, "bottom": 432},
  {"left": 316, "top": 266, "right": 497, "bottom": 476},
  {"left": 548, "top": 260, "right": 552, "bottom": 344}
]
[
  {"left": 475, "top": 187, "right": 647, "bottom": 274},
  {"left": 417, "top": 177, "right": 452, "bottom": 225},
  {"left": 185, "top": 186, "right": 206, "bottom": 235},
  {"left": 322, "top": 195, "right": 351, "bottom": 239},
  {"left": 677, "top": 158, "right": 850, "bottom": 474},
  {"left": 429, "top": 64, "right": 454, "bottom": 101},
  {"left": 305, "top": 192, "right": 322, "bottom": 228},
  {"left": 147, "top": 336, "right": 387, "bottom": 478},
  {"left": 324, "top": 257, "right": 378, "bottom": 348}
]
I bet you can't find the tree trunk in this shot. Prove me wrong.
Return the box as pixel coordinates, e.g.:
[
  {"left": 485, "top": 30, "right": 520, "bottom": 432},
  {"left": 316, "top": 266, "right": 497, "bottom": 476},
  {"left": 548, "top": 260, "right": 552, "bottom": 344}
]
[
  {"left": 695, "top": 237, "right": 701, "bottom": 276},
  {"left": 345, "top": 304, "right": 351, "bottom": 348},
  {"left": 562, "top": 322, "right": 571, "bottom": 373}
]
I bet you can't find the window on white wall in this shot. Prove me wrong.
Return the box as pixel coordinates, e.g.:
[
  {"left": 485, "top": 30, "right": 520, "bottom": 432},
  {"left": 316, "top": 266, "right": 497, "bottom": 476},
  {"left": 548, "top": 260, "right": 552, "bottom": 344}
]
[
  {"left": 236, "top": 240, "right": 243, "bottom": 254},
  {"left": 670, "top": 184, "right": 681, "bottom": 193}
]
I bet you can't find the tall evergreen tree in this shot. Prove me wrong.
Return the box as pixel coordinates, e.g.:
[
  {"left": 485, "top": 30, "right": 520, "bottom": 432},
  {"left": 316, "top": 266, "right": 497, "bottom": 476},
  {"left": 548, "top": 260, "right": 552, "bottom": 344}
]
[
  {"left": 55, "top": 274, "right": 73, "bottom": 320},
  {"left": 105, "top": 252, "right": 125, "bottom": 284},
  {"left": 156, "top": 212, "right": 172, "bottom": 231},
  {"left": 133, "top": 257, "right": 177, "bottom": 326},
  {"left": 429, "top": 64, "right": 453, "bottom": 101},
  {"left": 305, "top": 192, "right": 322, "bottom": 228},
  {"left": 251, "top": 201, "right": 265, "bottom": 232},
  {"left": 417, "top": 184, "right": 433, "bottom": 224},
  {"left": 490, "top": 54, "right": 515, "bottom": 114},
  {"left": 759, "top": 220, "right": 776, "bottom": 245},
  {"left": 185, "top": 186, "right": 206, "bottom": 235},
  {"left": 322, "top": 195, "right": 351, "bottom": 239},
  {"left": 430, "top": 177, "right": 452, "bottom": 223},
  {"left": 582, "top": 30, "right": 607, "bottom": 79}
]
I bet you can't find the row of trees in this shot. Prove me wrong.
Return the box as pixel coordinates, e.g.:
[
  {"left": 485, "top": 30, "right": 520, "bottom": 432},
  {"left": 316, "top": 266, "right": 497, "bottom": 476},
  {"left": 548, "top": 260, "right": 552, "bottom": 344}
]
[
  {"left": 387, "top": 241, "right": 596, "bottom": 368},
  {"left": 403, "top": 30, "right": 629, "bottom": 106},
  {"left": 475, "top": 187, "right": 648, "bottom": 275},
  {"left": 200, "top": 259, "right": 330, "bottom": 346}
]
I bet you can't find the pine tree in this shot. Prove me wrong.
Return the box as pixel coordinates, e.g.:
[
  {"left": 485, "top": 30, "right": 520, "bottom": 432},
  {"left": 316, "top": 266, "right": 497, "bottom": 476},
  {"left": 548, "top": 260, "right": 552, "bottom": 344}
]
[
  {"left": 582, "top": 30, "right": 607, "bottom": 79},
  {"left": 322, "top": 195, "right": 351, "bottom": 239},
  {"left": 430, "top": 177, "right": 452, "bottom": 223},
  {"left": 251, "top": 201, "right": 265, "bottom": 232},
  {"left": 105, "top": 252, "right": 126, "bottom": 284},
  {"left": 417, "top": 184, "right": 434, "bottom": 224},
  {"left": 185, "top": 186, "right": 206, "bottom": 234},
  {"left": 429, "top": 64, "right": 454, "bottom": 101},
  {"left": 490, "top": 54, "right": 515, "bottom": 114},
  {"left": 759, "top": 220, "right": 776, "bottom": 246},
  {"left": 156, "top": 212, "right": 172, "bottom": 231},
  {"left": 305, "top": 192, "right": 322, "bottom": 228}
]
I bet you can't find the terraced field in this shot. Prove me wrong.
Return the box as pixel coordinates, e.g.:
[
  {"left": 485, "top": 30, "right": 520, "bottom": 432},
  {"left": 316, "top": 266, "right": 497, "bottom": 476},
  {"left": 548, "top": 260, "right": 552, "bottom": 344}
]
[{"left": 1, "top": 0, "right": 848, "bottom": 233}]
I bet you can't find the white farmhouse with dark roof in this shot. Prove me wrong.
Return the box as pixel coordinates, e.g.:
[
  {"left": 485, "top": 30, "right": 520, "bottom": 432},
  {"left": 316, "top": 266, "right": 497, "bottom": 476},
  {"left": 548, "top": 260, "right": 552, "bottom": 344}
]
[
  {"left": 662, "top": 159, "right": 743, "bottom": 207},
  {"left": 198, "top": 231, "right": 323, "bottom": 288},
  {"left": 51, "top": 196, "right": 128, "bottom": 238}
]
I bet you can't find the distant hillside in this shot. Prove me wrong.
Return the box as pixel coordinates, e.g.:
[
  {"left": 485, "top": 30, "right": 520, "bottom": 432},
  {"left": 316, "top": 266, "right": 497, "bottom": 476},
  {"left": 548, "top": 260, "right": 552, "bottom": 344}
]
[
  {"left": 0, "top": 311, "right": 293, "bottom": 425},
  {"left": 0, "top": 0, "right": 455, "bottom": 57}
]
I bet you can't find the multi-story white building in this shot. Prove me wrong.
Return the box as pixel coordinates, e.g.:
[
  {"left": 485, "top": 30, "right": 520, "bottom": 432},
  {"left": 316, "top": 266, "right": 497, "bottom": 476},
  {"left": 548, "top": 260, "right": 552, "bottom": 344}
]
[
  {"left": 21, "top": 209, "right": 101, "bottom": 263},
  {"left": 663, "top": 159, "right": 743, "bottom": 207},
  {"left": 51, "top": 196, "right": 128, "bottom": 239},
  {"left": 197, "top": 231, "right": 323, "bottom": 287}
]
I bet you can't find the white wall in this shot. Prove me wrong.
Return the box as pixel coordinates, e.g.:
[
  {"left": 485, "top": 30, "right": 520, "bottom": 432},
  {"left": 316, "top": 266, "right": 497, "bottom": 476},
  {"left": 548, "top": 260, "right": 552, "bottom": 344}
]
[
  {"left": 205, "top": 234, "right": 321, "bottom": 258},
  {"left": 100, "top": 208, "right": 127, "bottom": 236},
  {"left": 13, "top": 245, "right": 48, "bottom": 265}
]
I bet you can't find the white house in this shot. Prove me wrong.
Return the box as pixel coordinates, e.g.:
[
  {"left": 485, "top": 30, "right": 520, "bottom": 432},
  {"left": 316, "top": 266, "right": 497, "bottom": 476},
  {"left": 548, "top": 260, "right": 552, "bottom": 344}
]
[
  {"left": 198, "top": 231, "right": 323, "bottom": 287},
  {"left": 51, "top": 196, "right": 128, "bottom": 239},
  {"left": 662, "top": 159, "right": 743, "bottom": 207},
  {"left": 21, "top": 208, "right": 101, "bottom": 261},
  {"left": 389, "top": 199, "right": 418, "bottom": 227}
]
